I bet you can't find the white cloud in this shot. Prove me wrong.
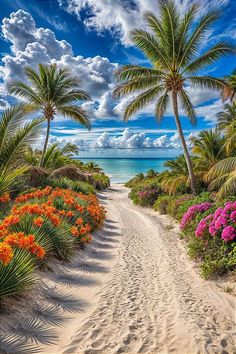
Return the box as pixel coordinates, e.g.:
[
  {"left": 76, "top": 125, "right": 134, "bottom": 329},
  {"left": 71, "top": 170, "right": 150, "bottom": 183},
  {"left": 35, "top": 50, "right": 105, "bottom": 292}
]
[
  {"left": 0, "top": 98, "right": 10, "bottom": 110},
  {"left": 58, "top": 0, "right": 230, "bottom": 46},
  {"left": 52, "top": 54, "right": 118, "bottom": 98},
  {"left": 195, "top": 99, "right": 225, "bottom": 123},
  {"left": 0, "top": 8, "right": 225, "bottom": 125},
  {"left": 0, "top": 10, "right": 118, "bottom": 118},
  {"left": 91, "top": 128, "right": 185, "bottom": 150}
]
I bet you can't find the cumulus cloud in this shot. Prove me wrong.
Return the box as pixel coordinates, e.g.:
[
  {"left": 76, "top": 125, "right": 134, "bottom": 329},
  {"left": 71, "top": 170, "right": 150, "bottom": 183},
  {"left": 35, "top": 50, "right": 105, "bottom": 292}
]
[
  {"left": 58, "top": 0, "right": 230, "bottom": 45},
  {"left": 0, "top": 8, "right": 225, "bottom": 124},
  {"left": 52, "top": 55, "right": 118, "bottom": 98},
  {"left": 91, "top": 128, "right": 188, "bottom": 150},
  {"left": 0, "top": 9, "right": 118, "bottom": 117}
]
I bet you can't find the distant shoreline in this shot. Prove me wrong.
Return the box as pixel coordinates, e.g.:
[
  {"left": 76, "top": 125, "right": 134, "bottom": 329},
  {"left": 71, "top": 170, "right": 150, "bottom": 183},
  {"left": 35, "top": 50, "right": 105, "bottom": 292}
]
[{"left": 76, "top": 157, "right": 175, "bottom": 160}]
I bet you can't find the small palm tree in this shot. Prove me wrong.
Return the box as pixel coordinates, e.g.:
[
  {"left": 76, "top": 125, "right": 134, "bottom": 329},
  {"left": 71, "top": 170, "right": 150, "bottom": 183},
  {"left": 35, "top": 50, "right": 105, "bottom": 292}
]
[
  {"left": 86, "top": 161, "right": 103, "bottom": 173},
  {"left": 113, "top": 0, "right": 235, "bottom": 194},
  {"left": 159, "top": 155, "right": 190, "bottom": 194},
  {"left": 0, "top": 104, "right": 42, "bottom": 195},
  {"left": 191, "top": 129, "right": 226, "bottom": 167},
  {"left": 222, "top": 70, "right": 236, "bottom": 102},
  {"left": 217, "top": 103, "right": 236, "bottom": 155},
  {"left": 8, "top": 64, "right": 91, "bottom": 167},
  {"left": 207, "top": 157, "right": 236, "bottom": 199},
  {"left": 146, "top": 169, "right": 158, "bottom": 178}
]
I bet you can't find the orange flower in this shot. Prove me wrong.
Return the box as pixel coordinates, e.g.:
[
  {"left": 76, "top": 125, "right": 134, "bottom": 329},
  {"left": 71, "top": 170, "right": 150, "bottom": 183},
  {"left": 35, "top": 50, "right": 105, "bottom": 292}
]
[
  {"left": 29, "top": 244, "right": 45, "bottom": 258},
  {"left": 33, "top": 217, "right": 44, "bottom": 228},
  {"left": 0, "top": 243, "right": 13, "bottom": 265},
  {"left": 76, "top": 217, "right": 83, "bottom": 226},
  {"left": 71, "top": 226, "right": 79, "bottom": 237}
]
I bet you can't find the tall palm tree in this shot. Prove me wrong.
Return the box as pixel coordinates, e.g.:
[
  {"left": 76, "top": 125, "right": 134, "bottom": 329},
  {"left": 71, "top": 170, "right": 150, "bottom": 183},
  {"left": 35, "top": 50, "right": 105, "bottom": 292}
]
[
  {"left": 222, "top": 70, "right": 236, "bottom": 102},
  {"left": 217, "top": 103, "right": 236, "bottom": 155},
  {"left": 113, "top": 0, "right": 235, "bottom": 194},
  {"left": 0, "top": 104, "right": 42, "bottom": 195},
  {"left": 8, "top": 64, "right": 91, "bottom": 167}
]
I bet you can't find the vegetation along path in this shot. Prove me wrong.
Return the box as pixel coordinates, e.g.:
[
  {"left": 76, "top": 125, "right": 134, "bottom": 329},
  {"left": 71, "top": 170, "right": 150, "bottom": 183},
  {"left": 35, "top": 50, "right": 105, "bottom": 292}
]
[{"left": 59, "top": 185, "right": 235, "bottom": 354}]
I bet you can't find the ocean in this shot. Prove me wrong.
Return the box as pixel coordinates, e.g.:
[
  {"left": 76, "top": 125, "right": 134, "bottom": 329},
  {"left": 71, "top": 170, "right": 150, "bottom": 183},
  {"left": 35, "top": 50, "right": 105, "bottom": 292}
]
[{"left": 78, "top": 158, "right": 171, "bottom": 183}]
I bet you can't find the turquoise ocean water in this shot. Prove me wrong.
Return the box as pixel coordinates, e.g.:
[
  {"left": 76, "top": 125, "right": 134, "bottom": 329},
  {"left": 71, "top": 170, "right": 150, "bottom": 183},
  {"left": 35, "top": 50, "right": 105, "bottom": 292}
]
[{"left": 79, "top": 158, "right": 171, "bottom": 183}]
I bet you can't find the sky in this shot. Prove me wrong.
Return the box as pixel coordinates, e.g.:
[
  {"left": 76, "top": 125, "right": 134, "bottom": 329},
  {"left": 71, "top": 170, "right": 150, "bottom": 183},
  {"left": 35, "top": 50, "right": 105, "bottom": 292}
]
[{"left": 0, "top": 0, "right": 235, "bottom": 158}]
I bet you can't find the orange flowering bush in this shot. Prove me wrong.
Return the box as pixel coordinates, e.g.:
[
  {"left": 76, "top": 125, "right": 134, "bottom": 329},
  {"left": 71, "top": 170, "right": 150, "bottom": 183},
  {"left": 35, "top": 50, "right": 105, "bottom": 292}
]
[{"left": 0, "top": 187, "right": 106, "bottom": 266}]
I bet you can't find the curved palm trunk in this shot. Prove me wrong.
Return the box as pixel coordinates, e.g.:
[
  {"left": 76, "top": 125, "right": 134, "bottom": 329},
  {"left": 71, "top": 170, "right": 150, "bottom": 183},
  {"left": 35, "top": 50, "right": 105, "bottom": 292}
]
[
  {"left": 172, "top": 91, "right": 196, "bottom": 194},
  {"left": 39, "top": 118, "right": 51, "bottom": 167}
]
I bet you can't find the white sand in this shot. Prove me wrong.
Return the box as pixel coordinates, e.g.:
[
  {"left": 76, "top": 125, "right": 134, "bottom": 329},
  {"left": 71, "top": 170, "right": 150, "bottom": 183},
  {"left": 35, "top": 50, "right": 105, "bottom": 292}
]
[{"left": 1, "top": 184, "right": 235, "bottom": 354}]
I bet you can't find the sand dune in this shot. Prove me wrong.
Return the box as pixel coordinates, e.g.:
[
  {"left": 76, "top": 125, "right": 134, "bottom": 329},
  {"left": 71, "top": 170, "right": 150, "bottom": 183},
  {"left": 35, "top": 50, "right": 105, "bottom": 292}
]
[{"left": 1, "top": 185, "right": 235, "bottom": 354}]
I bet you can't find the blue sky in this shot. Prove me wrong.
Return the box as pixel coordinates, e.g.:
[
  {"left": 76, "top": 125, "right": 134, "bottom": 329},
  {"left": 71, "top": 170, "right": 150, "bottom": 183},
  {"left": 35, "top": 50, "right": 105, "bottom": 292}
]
[{"left": 0, "top": 0, "right": 235, "bottom": 158}]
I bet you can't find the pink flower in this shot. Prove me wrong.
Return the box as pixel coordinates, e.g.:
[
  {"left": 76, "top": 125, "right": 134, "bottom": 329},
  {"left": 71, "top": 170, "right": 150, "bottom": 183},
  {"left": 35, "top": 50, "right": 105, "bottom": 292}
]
[
  {"left": 230, "top": 210, "right": 236, "bottom": 221},
  {"left": 221, "top": 225, "right": 236, "bottom": 242},
  {"left": 209, "top": 226, "right": 217, "bottom": 236}
]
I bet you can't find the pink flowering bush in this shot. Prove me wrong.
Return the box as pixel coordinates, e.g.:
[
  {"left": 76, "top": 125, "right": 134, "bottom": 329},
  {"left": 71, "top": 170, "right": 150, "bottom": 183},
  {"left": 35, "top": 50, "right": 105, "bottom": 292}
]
[
  {"left": 195, "top": 201, "right": 236, "bottom": 242},
  {"left": 129, "top": 181, "right": 162, "bottom": 207},
  {"left": 180, "top": 202, "right": 212, "bottom": 229}
]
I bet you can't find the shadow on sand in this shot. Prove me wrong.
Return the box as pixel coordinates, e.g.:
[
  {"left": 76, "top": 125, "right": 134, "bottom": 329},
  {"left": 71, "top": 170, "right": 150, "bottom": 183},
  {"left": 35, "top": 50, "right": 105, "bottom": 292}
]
[{"left": 0, "top": 206, "right": 120, "bottom": 354}]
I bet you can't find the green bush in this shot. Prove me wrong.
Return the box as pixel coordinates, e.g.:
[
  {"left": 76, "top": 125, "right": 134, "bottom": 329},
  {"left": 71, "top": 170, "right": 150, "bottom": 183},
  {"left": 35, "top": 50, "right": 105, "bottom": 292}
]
[
  {"left": 153, "top": 195, "right": 175, "bottom": 214},
  {"left": 92, "top": 173, "right": 110, "bottom": 190},
  {"left": 129, "top": 180, "right": 162, "bottom": 207},
  {"left": 46, "top": 178, "right": 95, "bottom": 195}
]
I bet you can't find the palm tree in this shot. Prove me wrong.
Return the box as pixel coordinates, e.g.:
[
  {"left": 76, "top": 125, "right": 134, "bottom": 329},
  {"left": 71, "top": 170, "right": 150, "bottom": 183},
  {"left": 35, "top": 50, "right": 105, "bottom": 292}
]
[
  {"left": 0, "top": 104, "right": 42, "bottom": 195},
  {"left": 146, "top": 169, "right": 158, "bottom": 178},
  {"left": 207, "top": 157, "right": 236, "bottom": 199},
  {"left": 217, "top": 103, "right": 236, "bottom": 155},
  {"left": 85, "top": 161, "right": 103, "bottom": 173},
  {"left": 222, "top": 70, "right": 236, "bottom": 102},
  {"left": 113, "top": 0, "right": 235, "bottom": 194},
  {"left": 25, "top": 143, "right": 80, "bottom": 169},
  {"left": 8, "top": 64, "right": 91, "bottom": 167},
  {"left": 191, "top": 129, "right": 226, "bottom": 167},
  {"left": 158, "top": 155, "right": 190, "bottom": 194}
]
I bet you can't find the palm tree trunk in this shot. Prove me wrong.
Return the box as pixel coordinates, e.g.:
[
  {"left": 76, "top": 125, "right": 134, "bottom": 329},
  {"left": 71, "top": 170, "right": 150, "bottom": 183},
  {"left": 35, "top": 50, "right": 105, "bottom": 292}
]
[
  {"left": 172, "top": 91, "right": 196, "bottom": 194},
  {"left": 39, "top": 118, "right": 51, "bottom": 167}
]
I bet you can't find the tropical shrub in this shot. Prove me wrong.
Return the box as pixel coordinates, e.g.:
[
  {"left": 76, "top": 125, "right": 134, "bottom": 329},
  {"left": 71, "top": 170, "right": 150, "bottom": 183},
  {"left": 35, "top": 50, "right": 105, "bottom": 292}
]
[
  {"left": 0, "top": 186, "right": 106, "bottom": 300},
  {"left": 92, "top": 173, "right": 110, "bottom": 190},
  {"left": 192, "top": 201, "right": 236, "bottom": 277},
  {"left": 129, "top": 181, "right": 162, "bottom": 206},
  {"left": 153, "top": 195, "right": 175, "bottom": 214},
  {"left": 46, "top": 178, "right": 95, "bottom": 195},
  {"left": 180, "top": 202, "right": 213, "bottom": 230},
  {"left": 175, "top": 193, "right": 214, "bottom": 221}
]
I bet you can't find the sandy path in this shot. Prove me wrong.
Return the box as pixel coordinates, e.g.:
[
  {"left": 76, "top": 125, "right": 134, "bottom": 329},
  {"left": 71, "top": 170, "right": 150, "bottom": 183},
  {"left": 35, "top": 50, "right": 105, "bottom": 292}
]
[
  {"left": 1, "top": 184, "right": 235, "bottom": 354},
  {"left": 61, "top": 185, "right": 235, "bottom": 354}
]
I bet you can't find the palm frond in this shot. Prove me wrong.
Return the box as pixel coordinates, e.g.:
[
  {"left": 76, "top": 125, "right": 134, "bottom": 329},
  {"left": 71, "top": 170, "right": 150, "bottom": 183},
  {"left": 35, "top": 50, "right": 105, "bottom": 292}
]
[
  {"left": 7, "top": 81, "right": 43, "bottom": 105},
  {"left": 158, "top": 0, "right": 179, "bottom": 65},
  {"left": 130, "top": 29, "right": 171, "bottom": 70},
  {"left": 154, "top": 90, "right": 169, "bottom": 122},
  {"left": 115, "top": 65, "right": 165, "bottom": 80},
  {"left": 123, "top": 85, "right": 164, "bottom": 121},
  {"left": 113, "top": 77, "right": 163, "bottom": 98},
  {"left": 179, "top": 9, "right": 219, "bottom": 67},
  {"left": 183, "top": 42, "right": 236, "bottom": 74},
  {"left": 0, "top": 118, "right": 43, "bottom": 170},
  {"left": 178, "top": 90, "right": 196, "bottom": 124},
  {"left": 188, "top": 76, "right": 226, "bottom": 91},
  {"left": 57, "top": 105, "right": 91, "bottom": 130}
]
